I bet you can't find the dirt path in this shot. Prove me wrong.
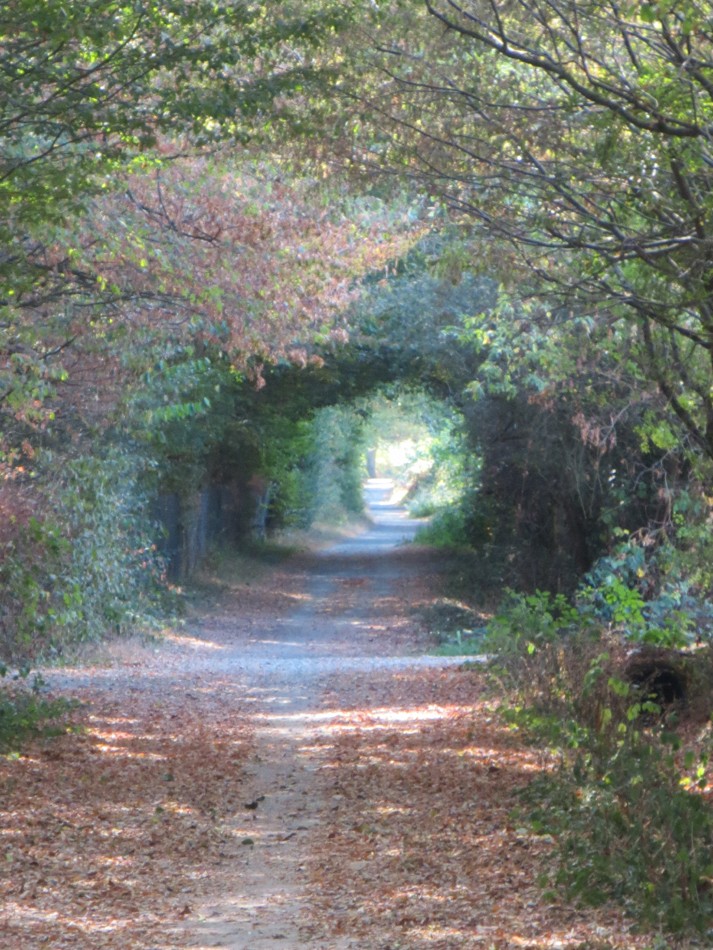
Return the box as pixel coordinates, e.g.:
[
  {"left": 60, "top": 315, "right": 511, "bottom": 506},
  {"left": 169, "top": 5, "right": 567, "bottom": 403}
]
[
  {"left": 177, "top": 492, "right": 464, "bottom": 949},
  {"left": 1, "top": 487, "right": 653, "bottom": 949},
  {"left": 0, "top": 489, "right": 461, "bottom": 949}
]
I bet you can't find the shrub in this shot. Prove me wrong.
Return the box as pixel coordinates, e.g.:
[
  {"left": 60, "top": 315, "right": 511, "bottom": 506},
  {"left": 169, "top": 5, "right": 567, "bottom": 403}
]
[
  {"left": 524, "top": 736, "right": 713, "bottom": 934},
  {"left": 0, "top": 446, "right": 165, "bottom": 661},
  {"left": 484, "top": 589, "right": 713, "bottom": 936},
  {"left": 415, "top": 508, "right": 471, "bottom": 547},
  {"left": 0, "top": 667, "right": 76, "bottom": 752},
  {"left": 581, "top": 537, "right": 713, "bottom": 649}
]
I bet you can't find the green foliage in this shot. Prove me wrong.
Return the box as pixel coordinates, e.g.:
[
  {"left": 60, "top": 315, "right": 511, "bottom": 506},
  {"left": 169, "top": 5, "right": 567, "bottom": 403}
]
[
  {"left": 483, "top": 591, "right": 596, "bottom": 721},
  {"left": 456, "top": 294, "right": 571, "bottom": 401},
  {"left": 0, "top": 669, "right": 76, "bottom": 753},
  {"left": 485, "top": 587, "right": 713, "bottom": 935},
  {"left": 581, "top": 533, "right": 713, "bottom": 649},
  {"left": 129, "top": 350, "right": 234, "bottom": 497},
  {"left": 0, "top": 0, "right": 379, "bottom": 452},
  {"left": 0, "top": 517, "right": 71, "bottom": 659},
  {"left": 356, "top": 387, "right": 476, "bottom": 531},
  {"left": 353, "top": 387, "right": 482, "bottom": 553},
  {"left": 347, "top": 0, "right": 713, "bottom": 459},
  {"left": 0, "top": 0, "right": 361, "bottom": 239},
  {"left": 664, "top": 488, "right": 713, "bottom": 607},
  {"left": 52, "top": 449, "right": 165, "bottom": 639},
  {"left": 0, "top": 446, "right": 163, "bottom": 660},
  {"left": 302, "top": 405, "right": 366, "bottom": 524},
  {"left": 400, "top": 269, "right": 677, "bottom": 592},
  {"left": 350, "top": 242, "right": 498, "bottom": 389},
  {"left": 485, "top": 590, "right": 580, "bottom": 656},
  {"left": 414, "top": 508, "right": 471, "bottom": 548},
  {"left": 419, "top": 597, "right": 487, "bottom": 654},
  {"left": 432, "top": 630, "right": 485, "bottom": 656},
  {"left": 524, "top": 740, "right": 713, "bottom": 934}
]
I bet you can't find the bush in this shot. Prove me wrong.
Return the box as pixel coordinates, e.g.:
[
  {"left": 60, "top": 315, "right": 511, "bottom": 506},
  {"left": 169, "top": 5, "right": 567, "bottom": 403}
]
[
  {"left": 483, "top": 590, "right": 600, "bottom": 728},
  {"left": 580, "top": 538, "right": 713, "bottom": 648},
  {"left": 524, "top": 738, "right": 713, "bottom": 934},
  {"left": 484, "top": 590, "right": 713, "bottom": 936},
  {"left": 0, "top": 446, "right": 165, "bottom": 661},
  {"left": 0, "top": 668, "right": 76, "bottom": 752},
  {"left": 415, "top": 508, "right": 471, "bottom": 547}
]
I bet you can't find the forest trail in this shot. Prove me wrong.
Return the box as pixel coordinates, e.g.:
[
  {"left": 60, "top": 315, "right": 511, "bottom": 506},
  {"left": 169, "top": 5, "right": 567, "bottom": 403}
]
[
  {"left": 1, "top": 484, "right": 649, "bottom": 949},
  {"left": 176, "top": 481, "right": 463, "bottom": 949}
]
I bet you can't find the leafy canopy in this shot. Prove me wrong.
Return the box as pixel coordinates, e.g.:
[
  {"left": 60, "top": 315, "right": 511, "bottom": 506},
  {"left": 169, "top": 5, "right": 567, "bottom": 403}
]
[{"left": 337, "top": 0, "right": 713, "bottom": 458}]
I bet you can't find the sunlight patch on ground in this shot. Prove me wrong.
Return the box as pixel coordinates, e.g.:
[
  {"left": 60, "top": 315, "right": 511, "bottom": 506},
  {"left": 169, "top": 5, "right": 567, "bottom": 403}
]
[
  {"left": 374, "top": 803, "right": 413, "bottom": 817},
  {"left": 252, "top": 638, "right": 306, "bottom": 647},
  {"left": 5, "top": 900, "right": 137, "bottom": 933},
  {"left": 359, "top": 704, "right": 454, "bottom": 723},
  {"left": 88, "top": 725, "right": 144, "bottom": 741},
  {"left": 92, "top": 854, "right": 135, "bottom": 870},
  {"left": 254, "top": 703, "right": 466, "bottom": 726},
  {"left": 0, "top": 823, "right": 23, "bottom": 838},
  {"left": 163, "top": 632, "right": 226, "bottom": 651},
  {"left": 89, "top": 736, "right": 169, "bottom": 761}
]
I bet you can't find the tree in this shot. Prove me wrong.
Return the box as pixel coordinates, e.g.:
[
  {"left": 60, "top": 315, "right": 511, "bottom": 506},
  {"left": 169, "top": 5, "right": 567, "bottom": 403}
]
[
  {"left": 0, "top": 1, "right": 431, "bottom": 652},
  {"left": 0, "top": 0, "right": 357, "bottom": 233},
  {"left": 0, "top": 0, "right": 367, "bottom": 445},
  {"left": 343, "top": 0, "right": 713, "bottom": 460}
]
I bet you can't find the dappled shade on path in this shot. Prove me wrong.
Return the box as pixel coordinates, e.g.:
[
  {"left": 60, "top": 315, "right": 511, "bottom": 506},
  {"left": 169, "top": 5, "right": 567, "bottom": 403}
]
[
  {"left": 0, "top": 497, "right": 659, "bottom": 949},
  {"left": 304, "top": 667, "right": 650, "bottom": 950},
  {"left": 0, "top": 682, "right": 253, "bottom": 948}
]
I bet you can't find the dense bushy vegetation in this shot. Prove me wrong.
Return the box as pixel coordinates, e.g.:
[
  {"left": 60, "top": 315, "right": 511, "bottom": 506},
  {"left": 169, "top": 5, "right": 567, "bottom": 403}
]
[{"left": 480, "top": 588, "right": 713, "bottom": 935}]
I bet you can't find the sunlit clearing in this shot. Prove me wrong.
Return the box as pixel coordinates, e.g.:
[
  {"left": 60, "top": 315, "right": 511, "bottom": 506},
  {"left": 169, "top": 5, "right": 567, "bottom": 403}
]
[{"left": 362, "top": 389, "right": 468, "bottom": 512}]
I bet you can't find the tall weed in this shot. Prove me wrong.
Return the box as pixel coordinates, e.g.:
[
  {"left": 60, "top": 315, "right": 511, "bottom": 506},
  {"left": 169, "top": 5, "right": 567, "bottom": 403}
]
[{"left": 0, "top": 668, "right": 76, "bottom": 752}]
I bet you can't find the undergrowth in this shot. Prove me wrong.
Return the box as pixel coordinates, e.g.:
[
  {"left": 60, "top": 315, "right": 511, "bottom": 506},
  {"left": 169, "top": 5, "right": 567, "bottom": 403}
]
[
  {"left": 0, "top": 668, "right": 77, "bottom": 753},
  {"left": 483, "top": 588, "right": 713, "bottom": 939},
  {"left": 417, "top": 597, "right": 488, "bottom": 654},
  {"left": 0, "top": 448, "right": 166, "bottom": 662}
]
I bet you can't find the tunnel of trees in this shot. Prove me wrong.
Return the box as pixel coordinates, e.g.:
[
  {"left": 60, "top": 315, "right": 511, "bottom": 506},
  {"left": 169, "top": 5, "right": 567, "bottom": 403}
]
[
  {"left": 2, "top": 0, "right": 713, "bottom": 659},
  {"left": 5, "top": 2, "right": 713, "bottom": 935}
]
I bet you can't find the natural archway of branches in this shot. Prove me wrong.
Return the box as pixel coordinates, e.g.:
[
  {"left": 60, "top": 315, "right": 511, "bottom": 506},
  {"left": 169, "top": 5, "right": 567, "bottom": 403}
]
[{"left": 3, "top": 3, "right": 713, "bottom": 944}]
